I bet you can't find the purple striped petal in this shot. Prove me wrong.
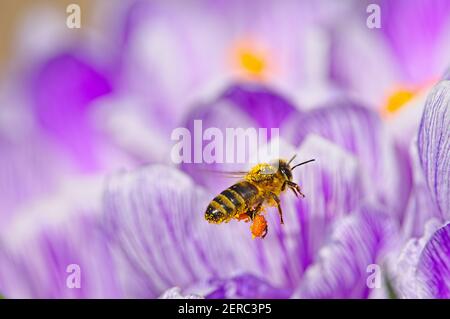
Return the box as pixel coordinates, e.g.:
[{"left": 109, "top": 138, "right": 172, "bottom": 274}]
[
  {"left": 32, "top": 53, "right": 112, "bottom": 172},
  {"left": 415, "top": 223, "right": 450, "bottom": 298},
  {"left": 104, "top": 166, "right": 207, "bottom": 297},
  {"left": 402, "top": 143, "right": 440, "bottom": 238},
  {"left": 0, "top": 179, "right": 121, "bottom": 298},
  {"left": 293, "top": 206, "right": 398, "bottom": 298},
  {"left": 190, "top": 274, "right": 290, "bottom": 299},
  {"left": 418, "top": 80, "right": 450, "bottom": 219},
  {"left": 288, "top": 135, "right": 365, "bottom": 275},
  {"left": 159, "top": 287, "right": 203, "bottom": 299},
  {"left": 285, "top": 101, "right": 410, "bottom": 220},
  {"left": 394, "top": 220, "right": 449, "bottom": 298}
]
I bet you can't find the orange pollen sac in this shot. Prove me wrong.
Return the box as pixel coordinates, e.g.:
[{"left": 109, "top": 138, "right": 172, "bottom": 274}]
[{"left": 250, "top": 215, "right": 268, "bottom": 238}]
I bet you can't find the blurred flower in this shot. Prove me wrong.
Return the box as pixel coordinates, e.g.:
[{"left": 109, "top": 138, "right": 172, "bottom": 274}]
[
  {"left": 31, "top": 53, "right": 112, "bottom": 172},
  {"left": 117, "top": 0, "right": 354, "bottom": 126},
  {"left": 331, "top": 0, "right": 450, "bottom": 111}
]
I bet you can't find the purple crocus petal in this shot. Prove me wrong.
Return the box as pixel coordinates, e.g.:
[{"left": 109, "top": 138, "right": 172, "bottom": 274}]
[
  {"left": 159, "top": 287, "right": 203, "bottom": 299},
  {"left": 285, "top": 101, "right": 410, "bottom": 220},
  {"left": 32, "top": 53, "right": 112, "bottom": 172},
  {"left": 393, "top": 220, "right": 449, "bottom": 298},
  {"left": 162, "top": 272, "right": 298, "bottom": 299},
  {"left": 0, "top": 178, "right": 121, "bottom": 298},
  {"left": 189, "top": 274, "right": 290, "bottom": 299},
  {"left": 0, "top": 135, "right": 61, "bottom": 222},
  {"left": 180, "top": 83, "right": 299, "bottom": 192},
  {"left": 329, "top": 16, "right": 398, "bottom": 108},
  {"left": 415, "top": 223, "right": 450, "bottom": 298},
  {"left": 293, "top": 206, "right": 398, "bottom": 299},
  {"left": 402, "top": 142, "right": 440, "bottom": 238},
  {"left": 418, "top": 80, "right": 450, "bottom": 219},
  {"left": 288, "top": 135, "right": 365, "bottom": 276},
  {"left": 443, "top": 67, "right": 450, "bottom": 81},
  {"left": 220, "top": 84, "right": 299, "bottom": 130}
]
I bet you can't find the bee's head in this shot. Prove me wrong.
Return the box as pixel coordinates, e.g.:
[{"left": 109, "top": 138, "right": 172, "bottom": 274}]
[
  {"left": 278, "top": 159, "right": 293, "bottom": 181},
  {"left": 278, "top": 155, "right": 315, "bottom": 181}
]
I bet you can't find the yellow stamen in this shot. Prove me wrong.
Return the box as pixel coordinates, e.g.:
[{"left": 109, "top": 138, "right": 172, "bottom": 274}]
[
  {"left": 231, "top": 39, "right": 271, "bottom": 80},
  {"left": 384, "top": 88, "right": 416, "bottom": 114},
  {"left": 239, "top": 50, "right": 266, "bottom": 76}
]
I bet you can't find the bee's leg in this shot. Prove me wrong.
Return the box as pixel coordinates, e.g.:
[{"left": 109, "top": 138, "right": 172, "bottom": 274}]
[
  {"left": 285, "top": 182, "right": 299, "bottom": 198},
  {"left": 248, "top": 201, "right": 264, "bottom": 220},
  {"left": 283, "top": 181, "right": 297, "bottom": 197},
  {"left": 270, "top": 193, "right": 284, "bottom": 224},
  {"left": 237, "top": 213, "right": 251, "bottom": 222},
  {"left": 261, "top": 224, "right": 268, "bottom": 238},
  {"left": 287, "top": 181, "right": 305, "bottom": 198}
]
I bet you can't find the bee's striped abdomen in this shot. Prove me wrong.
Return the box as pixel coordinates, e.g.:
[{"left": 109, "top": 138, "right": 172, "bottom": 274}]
[
  {"left": 230, "top": 181, "right": 259, "bottom": 202},
  {"left": 205, "top": 181, "right": 259, "bottom": 223}
]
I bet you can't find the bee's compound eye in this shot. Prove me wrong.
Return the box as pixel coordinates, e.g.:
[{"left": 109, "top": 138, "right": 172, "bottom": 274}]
[
  {"left": 279, "top": 167, "right": 290, "bottom": 180},
  {"left": 286, "top": 170, "right": 293, "bottom": 181},
  {"left": 205, "top": 205, "right": 225, "bottom": 223}
]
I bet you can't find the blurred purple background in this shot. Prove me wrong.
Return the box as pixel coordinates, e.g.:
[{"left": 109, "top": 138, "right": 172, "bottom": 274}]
[{"left": 0, "top": 0, "right": 449, "bottom": 299}]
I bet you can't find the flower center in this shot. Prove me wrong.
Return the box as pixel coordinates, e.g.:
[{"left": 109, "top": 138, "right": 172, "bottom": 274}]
[
  {"left": 231, "top": 39, "right": 270, "bottom": 80},
  {"left": 238, "top": 49, "right": 266, "bottom": 76}
]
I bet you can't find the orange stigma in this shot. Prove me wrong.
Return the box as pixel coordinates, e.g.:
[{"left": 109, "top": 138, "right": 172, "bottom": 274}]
[{"left": 231, "top": 38, "right": 272, "bottom": 81}]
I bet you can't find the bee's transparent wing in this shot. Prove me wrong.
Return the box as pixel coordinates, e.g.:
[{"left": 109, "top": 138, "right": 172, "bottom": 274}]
[{"left": 196, "top": 168, "right": 248, "bottom": 178}]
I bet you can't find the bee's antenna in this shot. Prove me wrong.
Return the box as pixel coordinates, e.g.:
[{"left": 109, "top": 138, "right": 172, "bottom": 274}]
[
  {"left": 288, "top": 154, "right": 297, "bottom": 165},
  {"left": 291, "top": 159, "right": 315, "bottom": 170}
]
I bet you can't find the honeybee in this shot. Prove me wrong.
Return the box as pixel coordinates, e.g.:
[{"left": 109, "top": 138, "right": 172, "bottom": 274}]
[{"left": 204, "top": 155, "right": 315, "bottom": 238}]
